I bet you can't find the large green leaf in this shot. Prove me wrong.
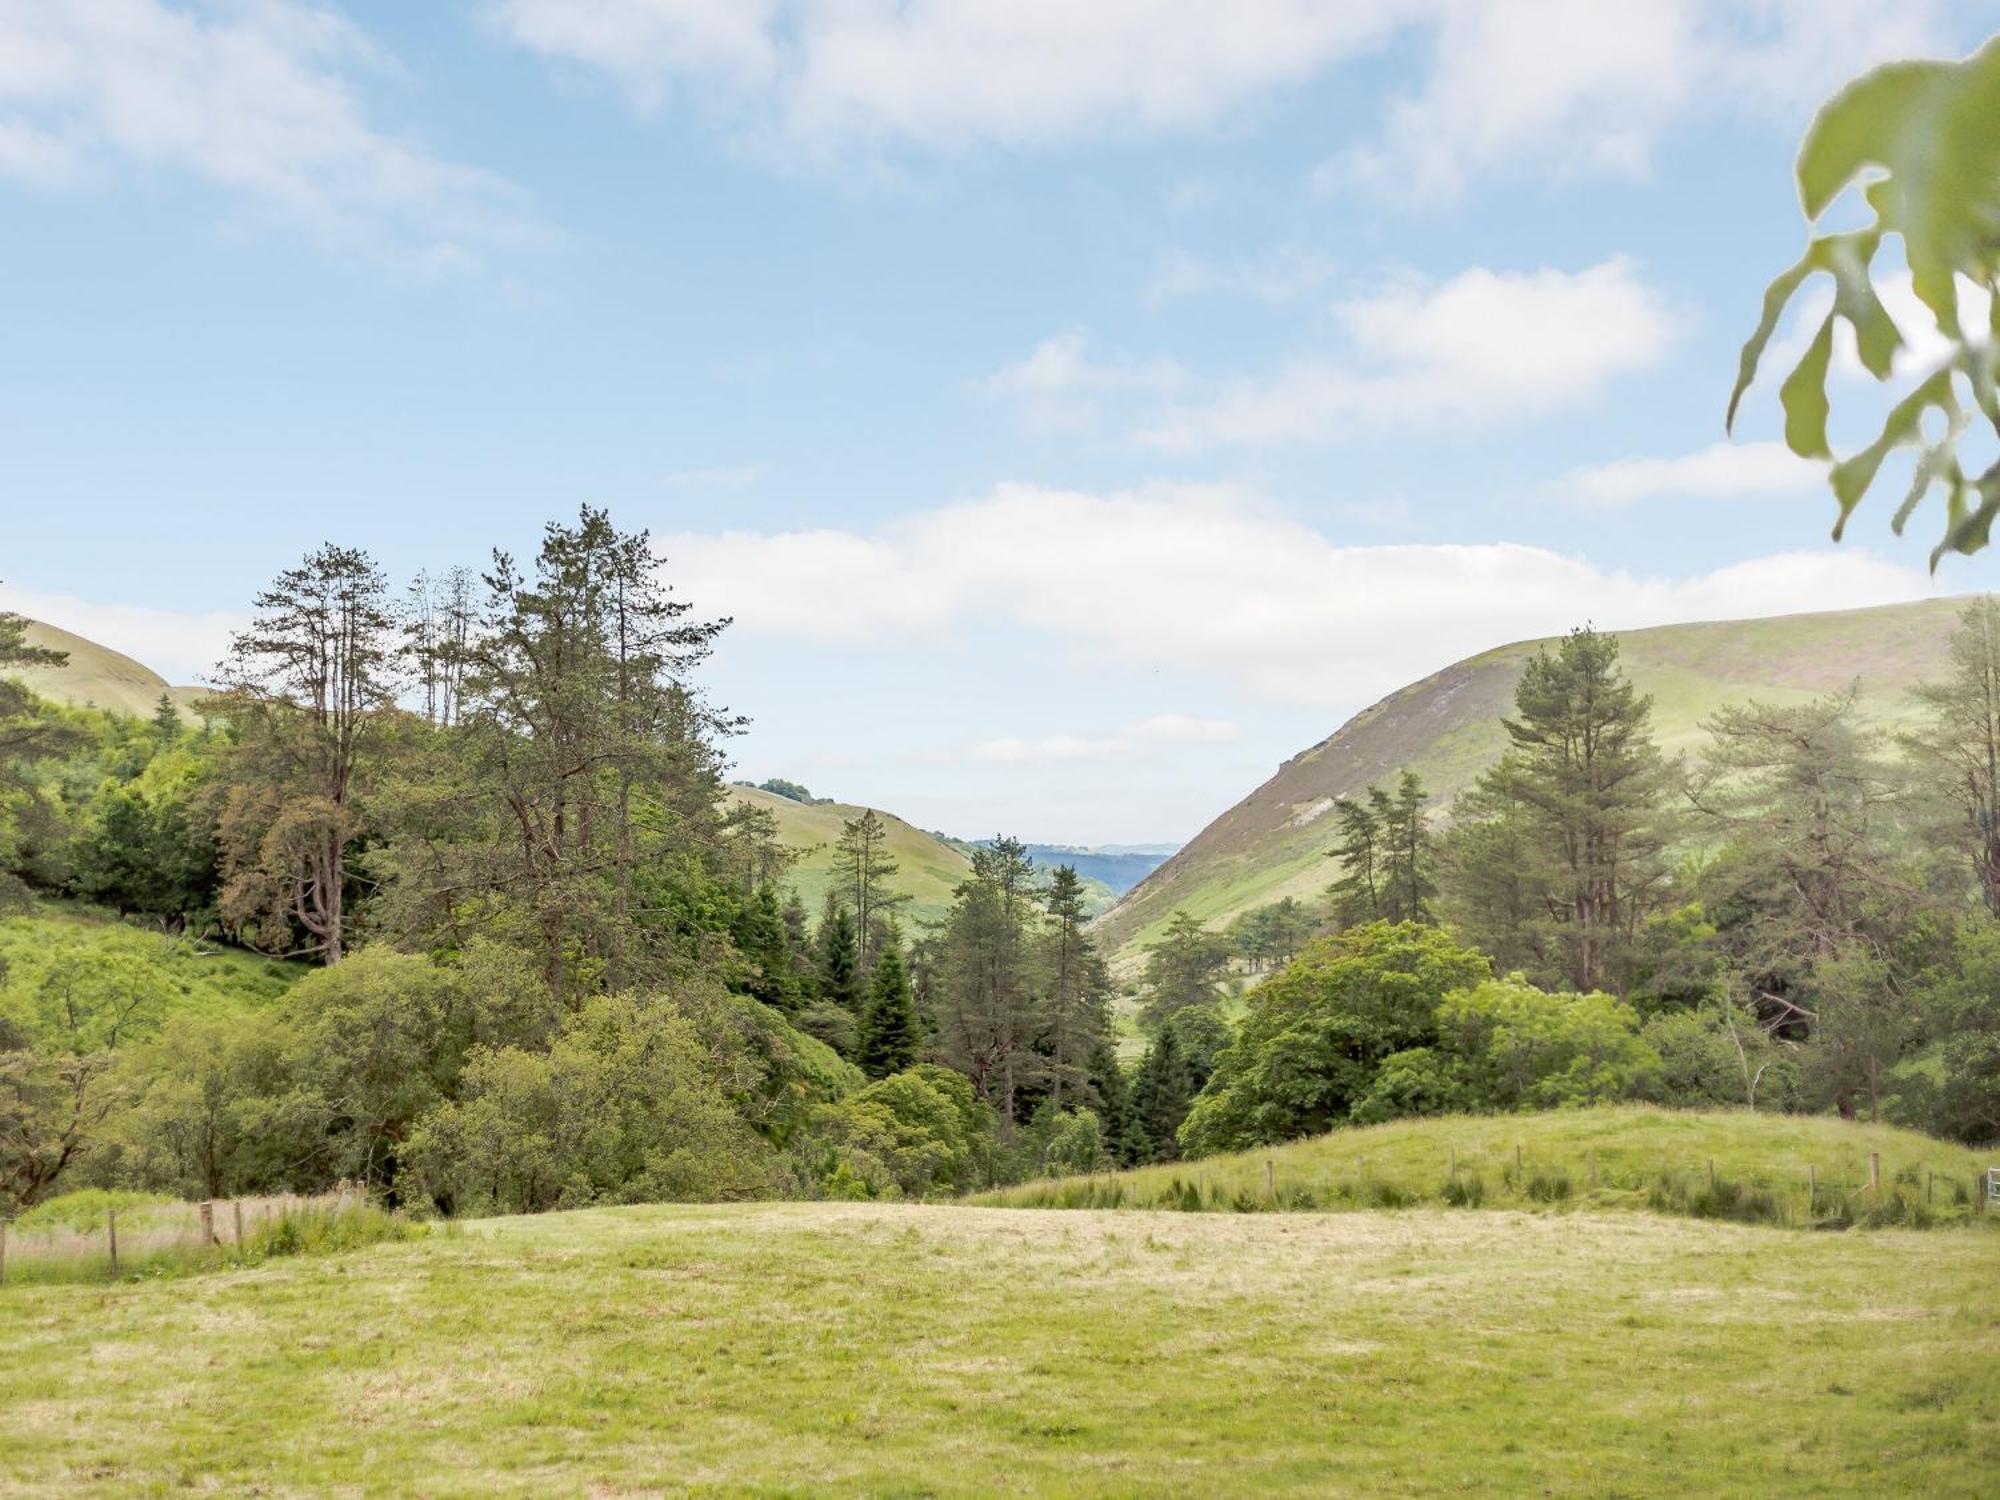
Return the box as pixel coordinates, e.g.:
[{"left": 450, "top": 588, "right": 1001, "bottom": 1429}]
[{"left": 1730, "top": 35, "right": 2000, "bottom": 564}]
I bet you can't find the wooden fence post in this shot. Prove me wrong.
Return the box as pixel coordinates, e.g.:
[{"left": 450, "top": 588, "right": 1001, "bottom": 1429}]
[
  {"left": 1869, "top": 1153, "right": 1881, "bottom": 1193},
  {"left": 1589, "top": 1150, "right": 1599, "bottom": 1191},
  {"left": 233, "top": 1200, "right": 245, "bottom": 1248},
  {"left": 200, "top": 1200, "right": 215, "bottom": 1247},
  {"left": 1514, "top": 1142, "right": 1523, "bottom": 1177},
  {"left": 1265, "top": 1159, "right": 1275, "bottom": 1203},
  {"left": 1808, "top": 1164, "right": 1817, "bottom": 1211},
  {"left": 1926, "top": 1169, "right": 1933, "bottom": 1205},
  {"left": 107, "top": 1209, "right": 119, "bottom": 1279},
  {"left": 1448, "top": 1144, "right": 1457, "bottom": 1180}
]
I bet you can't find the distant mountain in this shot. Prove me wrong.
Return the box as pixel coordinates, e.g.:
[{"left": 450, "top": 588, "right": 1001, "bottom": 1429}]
[
  {"left": 10, "top": 619, "right": 204, "bottom": 719},
  {"left": 1095, "top": 596, "right": 1975, "bottom": 961},
  {"left": 1014, "top": 843, "right": 1179, "bottom": 897}
]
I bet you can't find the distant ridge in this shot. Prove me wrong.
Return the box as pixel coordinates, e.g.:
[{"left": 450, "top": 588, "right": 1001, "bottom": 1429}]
[
  {"left": 8, "top": 619, "right": 205, "bottom": 720},
  {"left": 1094, "top": 596, "right": 1973, "bottom": 959}
]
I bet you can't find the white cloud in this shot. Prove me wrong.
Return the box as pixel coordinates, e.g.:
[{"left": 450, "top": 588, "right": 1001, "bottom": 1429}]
[
  {"left": 0, "top": 582, "right": 239, "bottom": 685},
  {"left": 663, "top": 481, "right": 1936, "bottom": 708},
  {"left": 490, "top": 0, "right": 1410, "bottom": 152},
  {"left": 980, "top": 331, "right": 1187, "bottom": 433},
  {"left": 1327, "top": 0, "right": 1946, "bottom": 202},
  {"left": 1138, "top": 257, "right": 1676, "bottom": 450},
  {"left": 1556, "top": 440, "right": 1825, "bottom": 508},
  {"left": 0, "top": 0, "right": 539, "bottom": 268},
  {"left": 491, "top": 1, "right": 1951, "bottom": 197}
]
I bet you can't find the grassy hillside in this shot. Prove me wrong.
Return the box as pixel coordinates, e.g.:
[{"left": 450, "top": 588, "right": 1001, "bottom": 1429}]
[
  {"left": 1097, "top": 597, "right": 1972, "bottom": 959},
  {"left": 9, "top": 619, "right": 204, "bottom": 720},
  {"left": 2, "top": 1201, "right": 1994, "bottom": 1495},
  {"left": 728, "top": 785, "right": 974, "bottom": 927},
  {"left": 0, "top": 901, "right": 305, "bottom": 1027},
  {"left": 976, "top": 1105, "right": 1995, "bottom": 1228}
]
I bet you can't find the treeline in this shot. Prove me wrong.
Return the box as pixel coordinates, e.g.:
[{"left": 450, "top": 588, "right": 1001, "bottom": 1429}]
[
  {"left": 1123, "top": 612, "right": 2000, "bottom": 1158},
  {"left": 0, "top": 510, "right": 1135, "bottom": 1214}
]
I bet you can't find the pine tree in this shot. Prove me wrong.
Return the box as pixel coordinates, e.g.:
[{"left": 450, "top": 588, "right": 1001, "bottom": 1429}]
[
  {"left": 1456, "top": 626, "right": 1669, "bottom": 992},
  {"left": 1378, "top": 771, "right": 1437, "bottom": 924},
  {"left": 1041, "top": 865, "right": 1111, "bottom": 1109},
  {"left": 1327, "top": 795, "right": 1383, "bottom": 927},
  {"left": 858, "top": 942, "right": 921, "bottom": 1079},
  {"left": 0, "top": 611, "right": 81, "bottom": 910},
  {"left": 1139, "top": 909, "right": 1229, "bottom": 1032},
  {"left": 1906, "top": 595, "right": 2000, "bottom": 916},
  {"left": 1130, "top": 1026, "right": 1195, "bottom": 1163},
  {"left": 934, "top": 836, "right": 1045, "bottom": 1125},
  {"left": 1085, "top": 1039, "right": 1148, "bottom": 1167},
  {"left": 780, "top": 889, "right": 815, "bottom": 975},
  {"left": 731, "top": 883, "right": 797, "bottom": 1011},
  {"left": 816, "top": 902, "right": 862, "bottom": 1014},
  {"left": 833, "top": 808, "right": 910, "bottom": 970}
]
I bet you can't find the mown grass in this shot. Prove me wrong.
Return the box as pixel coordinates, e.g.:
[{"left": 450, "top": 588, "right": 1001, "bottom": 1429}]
[
  {"left": 1, "top": 1200, "right": 1996, "bottom": 1495},
  {"left": 975, "top": 1106, "right": 2000, "bottom": 1229}
]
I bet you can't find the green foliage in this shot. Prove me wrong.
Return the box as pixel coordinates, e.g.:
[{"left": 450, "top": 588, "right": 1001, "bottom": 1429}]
[
  {"left": 1731, "top": 38, "right": 2000, "bottom": 562},
  {"left": 1130, "top": 1024, "right": 1195, "bottom": 1163},
  {"left": 1139, "top": 908, "right": 1230, "bottom": 1031},
  {"left": 1327, "top": 771, "right": 1435, "bottom": 928},
  {"left": 1436, "top": 979, "right": 1661, "bottom": 1111},
  {"left": 857, "top": 942, "right": 920, "bottom": 1079},
  {"left": 1179, "top": 922, "right": 1488, "bottom": 1156},
  {"left": 789, "top": 1064, "right": 988, "bottom": 1199},
  {"left": 405, "top": 992, "right": 776, "bottom": 1215}
]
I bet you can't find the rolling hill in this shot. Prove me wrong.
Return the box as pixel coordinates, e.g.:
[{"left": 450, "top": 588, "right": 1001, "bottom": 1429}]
[
  {"left": 8, "top": 619, "right": 204, "bottom": 720},
  {"left": 1095, "top": 596, "right": 1975, "bottom": 960},
  {"left": 726, "top": 785, "right": 974, "bottom": 927}
]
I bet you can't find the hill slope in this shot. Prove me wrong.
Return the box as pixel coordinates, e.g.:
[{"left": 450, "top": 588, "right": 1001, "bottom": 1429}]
[
  {"left": 8, "top": 619, "right": 203, "bottom": 719},
  {"left": 727, "top": 785, "right": 974, "bottom": 927},
  {"left": 1097, "top": 596, "right": 1971, "bottom": 958}
]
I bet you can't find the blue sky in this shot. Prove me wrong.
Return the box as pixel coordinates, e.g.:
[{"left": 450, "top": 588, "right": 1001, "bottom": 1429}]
[{"left": 2, "top": 1, "right": 1996, "bottom": 843}]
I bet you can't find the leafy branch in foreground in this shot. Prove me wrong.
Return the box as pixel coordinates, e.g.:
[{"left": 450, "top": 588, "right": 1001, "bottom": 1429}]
[{"left": 1729, "top": 37, "right": 2000, "bottom": 565}]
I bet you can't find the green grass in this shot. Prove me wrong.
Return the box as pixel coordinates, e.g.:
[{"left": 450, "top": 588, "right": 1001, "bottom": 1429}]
[
  {"left": 1098, "top": 596, "right": 1975, "bottom": 962},
  {"left": 976, "top": 1106, "right": 2000, "bottom": 1229},
  {"left": 729, "top": 784, "right": 974, "bottom": 927},
  {"left": 2, "top": 1199, "right": 1996, "bottom": 1494},
  {"left": 0, "top": 900, "right": 306, "bottom": 1028}
]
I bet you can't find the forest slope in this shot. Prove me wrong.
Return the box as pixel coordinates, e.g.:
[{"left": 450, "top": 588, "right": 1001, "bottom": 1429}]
[{"left": 1097, "top": 597, "right": 1970, "bottom": 958}]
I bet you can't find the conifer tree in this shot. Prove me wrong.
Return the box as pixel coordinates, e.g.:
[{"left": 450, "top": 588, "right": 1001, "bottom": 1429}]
[
  {"left": 0, "top": 611, "right": 80, "bottom": 910},
  {"left": 858, "top": 942, "right": 921, "bottom": 1079},
  {"left": 1085, "top": 1039, "right": 1148, "bottom": 1167},
  {"left": 731, "top": 883, "right": 797, "bottom": 1011},
  {"left": 833, "top": 808, "right": 909, "bottom": 970},
  {"left": 1906, "top": 596, "right": 2000, "bottom": 915},
  {"left": 1450, "top": 626, "right": 1668, "bottom": 992},
  {"left": 934, "top": 837, "right": 1044, "bottom": 1125},
  {"left": 1139, "top": 909, "right": 1229, "bottom": 1032},
  {"left": 1041, "top": 864, "right": 1111, "bottom": 1109},
  {"left": 1327, "top": 795, "right": 1383, "bottom": 927},
  {"left": 816, "top": 902, "right": 862, "bottom": 1014},
  {"left": 1131, "top": 1025, "right": 1195, "bottom": 1163}
]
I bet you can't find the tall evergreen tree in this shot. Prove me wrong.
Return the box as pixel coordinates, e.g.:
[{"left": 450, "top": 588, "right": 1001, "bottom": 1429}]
[
  {"left": 833, "top": 808, "right": 909, "bottom": 970},
  {"left": 1327, "top": 795, "right": 1383, "bottom": 927},
  {"left": 1040, "top": 865, "right": 1111, "bottom": 1109},
  {"left": 858, "top": 941, "right": 921, "bottom": 1079},
  {"left": 1378, "top": 771, "right": 1437, "bottom": 924},
  {"left": 208, "top": 545, "right": 398, "bottom": 963},
  {"left": 1139, "top": 909, "right": 1230, "bottom": 1032},
  {"left": 816, "top": 902, "right": 862, "bottom": 1015},
  {"left": 0, "top": 611, "right": 81, "bottom": 910},
  {"left": 934, "top": 836, "right": 1044, "bottom": 1126},
  {"left": 731, "top": 882, "right": 797, "bottom": 1011},
  {"left": 1085, "top": 1039, "right": 1147, "bottom": 1167},
  {"left": 1451, "top": 626, "right": 1668, "bottom": 992},
  {"left": 1906, "top": 595, "right": 2000, "bottom": 915},
  {"left": 1130, "top": 1025, "right": 1195, "bottom": 1163}
]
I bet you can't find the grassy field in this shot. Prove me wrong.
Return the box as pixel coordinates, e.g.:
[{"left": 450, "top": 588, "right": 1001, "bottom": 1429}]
[
  {"left": 976, "top": 1106, "right": 1998, "bottom": 1228},
  {"left": 2, "top": 1199, "right": 1996, "bottom": 1495},
  {"left": 729, "top": 784, "right": 974, "bottom": 927},
  {"left": 1098, "top": 596, "right": 1973, "bottom": 961}
]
